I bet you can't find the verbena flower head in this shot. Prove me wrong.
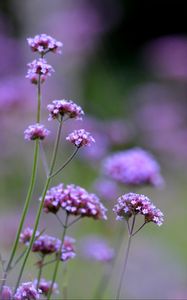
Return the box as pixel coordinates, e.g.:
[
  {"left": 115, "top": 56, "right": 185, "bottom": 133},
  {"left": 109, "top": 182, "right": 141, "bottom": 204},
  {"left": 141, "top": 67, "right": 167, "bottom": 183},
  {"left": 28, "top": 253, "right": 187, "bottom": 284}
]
[
  {"left": 24, "top": 124, "right": 50, "bottom": 141},
  {"left": 26, "top": 58, "right": 54, "bottom": 84},
  {"left": 47, "top": 99, "right": 84, "bottom": 121},
  {"left": 33, "top": 278, "right": 59, "bottom": 296},
  {"left": 42, "top": 184, "right": 63, "bottom": 214},
  {"left": 61, "top": 236, "right": 76, "bottom": 261},
  {"left": 14, "top": 282, "right": 40, "bottom": 300},
  {"left": 43, "top": 183, "right": 107, "bottom": 220},
  {"left": 66, "top": 129, "right": 95, "bottom": 148},
  {"left": 19, "top": 227, "right": 40, "bottom": 246},
  {"left": 0, "top": 285, "right": 13, "bottom": 300},
  {"left": 81, "top": 236, "right": 115, "bottom": 262},
  {"left": 32, "top": 234, "right": 61, "bottom": 255},
  {"left": 113, "top": 192, "right": 164, "bottom": 226},
  {"left": 27, "top": 34, "right": 63, "bottom": 55},
  {"left": 103, "top": 147, "right": 164, "bottom": 187}
]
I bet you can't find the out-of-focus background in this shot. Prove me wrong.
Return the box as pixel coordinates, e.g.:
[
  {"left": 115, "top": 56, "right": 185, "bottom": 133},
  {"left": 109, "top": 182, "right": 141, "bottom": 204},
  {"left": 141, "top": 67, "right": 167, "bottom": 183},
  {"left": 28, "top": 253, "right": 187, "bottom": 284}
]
[{"left": 0, "top": 0, "right": 187, "bottom": 299}]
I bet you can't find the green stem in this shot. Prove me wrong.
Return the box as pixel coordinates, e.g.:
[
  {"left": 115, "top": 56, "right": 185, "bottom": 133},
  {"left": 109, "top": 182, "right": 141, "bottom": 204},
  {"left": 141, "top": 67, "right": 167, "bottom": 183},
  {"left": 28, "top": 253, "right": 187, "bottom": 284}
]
[
  {"left": 0, "top": 140, "right": 39, "bottom": 293},
  {"left": 49, "top": 147, "right": 79, "bottom": 178},
  {"left": 48, "top": 213, "right": 69, "bottom": 300},
  {"left": 14, "top": 119, "right": 63, "bottom": 292},
  {"left": 36, "top": 256, "right": 44, "bottom": 290},
  {"left": 115, "top": 215, "right": 136, "bottom": 300}
]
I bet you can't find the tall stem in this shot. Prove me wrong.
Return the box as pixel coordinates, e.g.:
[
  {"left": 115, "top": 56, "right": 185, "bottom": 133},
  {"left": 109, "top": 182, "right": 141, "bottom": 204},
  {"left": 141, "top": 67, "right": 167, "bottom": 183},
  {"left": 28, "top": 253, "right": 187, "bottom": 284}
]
[
  {"left": 36, "top": 256, "right": 44, "bottom": 290},
  {"left": 115, "top": 215, "right": 136, "bottom": 300},
  {"left": 14, "top": 119, "right": 63, "bottom": 291},
  {"left": 0, "top": 76, "right": 42, "bottom": 292},
  {"left": 48, "top": 213, "right": 69, "bottom": 300}
]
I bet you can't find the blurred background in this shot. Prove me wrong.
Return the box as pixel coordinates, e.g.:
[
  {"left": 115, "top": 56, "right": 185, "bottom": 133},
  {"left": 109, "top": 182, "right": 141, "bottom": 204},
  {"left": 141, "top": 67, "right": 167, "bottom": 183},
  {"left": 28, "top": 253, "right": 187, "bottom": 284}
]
[{"left": 0, "top": 0, "right": 187, "bottom": 299}]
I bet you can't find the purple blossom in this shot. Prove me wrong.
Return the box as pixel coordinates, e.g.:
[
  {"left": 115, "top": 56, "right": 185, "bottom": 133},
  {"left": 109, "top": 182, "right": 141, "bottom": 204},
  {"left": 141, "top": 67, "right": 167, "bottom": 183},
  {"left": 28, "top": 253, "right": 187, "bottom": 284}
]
[
  {"left": 113, "top": 193, "right": 164, "bottom": 226},
  {"left": 19, "top": 227, "right": 40, "bottom": 246},
  {"left": 47, "top": 99, "right": 84, "bottom": 121},
  {"left": 0, "top": 285, "right": 12, "bottom": 300},
  {"left": 26, "top": 58, "right": 54, "bottom": 84},
  {"left": 61, "top": 236, "right": 76, "bottom": 261},
  {"left": 103, "top": 148, "right": 164, "bottom": 187},
  {"left": 43, "top": 183, "right": 107, "bottom": 220},
  {"left": 32, "top": 235, "right": 61, "bottom": 255},
  {"left": 27, "top": 33, "right": 63, "bottom": 55},
  {"left": 14, "top": 282, "right": 40, "bottom": 300},
  {"left": 93, "top": 178, "right": 121, "bottom": 201},
  {"left": 42, "top": 184, "right": 63, "bottom": 214},
  {"left": 66, "top": 129, "right": 95, "bottom": 148},
  {"left": 81, "top": 236, "right": 115, "bottom": 262},
  {"left": 33, "top": 278, "right": 59, "bottom": 296},
  {"left": 24, "top": 124, "right": 50, "bottom": 141}
]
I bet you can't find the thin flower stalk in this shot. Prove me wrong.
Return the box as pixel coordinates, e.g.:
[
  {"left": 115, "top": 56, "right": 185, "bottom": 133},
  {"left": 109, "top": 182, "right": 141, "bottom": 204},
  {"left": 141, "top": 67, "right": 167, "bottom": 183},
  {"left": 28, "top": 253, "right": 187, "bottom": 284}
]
[
  {"left": 36, "top": 255, "right": 45, "bottom": 290},
  {"left": 49, "top": 147, "right": 79, "bottom": 178},
  {"left": 15, "top": 117, "right": 63, "bottom": 291},
  {"left": 116, "top": 215, "right": 136, "bottom": 300},
  {"left": 0, "top": 75, "right": 42, "bottom": 292},
  {"left": 47, "top": 213, "right": 69, "bottom": 300}
]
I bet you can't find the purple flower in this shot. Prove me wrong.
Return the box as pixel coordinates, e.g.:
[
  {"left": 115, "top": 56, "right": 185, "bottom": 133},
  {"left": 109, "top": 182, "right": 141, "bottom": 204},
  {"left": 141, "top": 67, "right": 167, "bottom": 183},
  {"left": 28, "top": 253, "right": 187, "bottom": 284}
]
[
  {"left": 24, "top": 124, "right": 50, "bottom": 141},
  {"left": 61, "top": 236, "right": 76, "bottom": 261},
  {"left": 81, "top": 236, "right": 115, "bottom": 262},
  {"left": 42, "top": 184, "right": 63, "bottom": 214},
  {"left": 27, "top": 34, "right": 63, "bottom": 55},
  {"left": 32, "top": 235, "right": 61, "bottom": 255},
  {"left": 0, "top": 286, "right": 12, "bottom": 300},
  {"left": 33, "top": 278, "right": 59, "bottom": 296},
  {"left": 113, "top": 193, "right": 164, "bottom": 226},
  {"left": 103, "top": 148, "right": 164, "bottom": 187},
  {"left": 93, "top": 178, "right": 121, "bottom": 201},
  {"left": 66, "top": 129, "right": 95, "bottom": 148},
  {"left": 47, "top": 99, "right": 84, "bottom": 121},
  {"left": 26, "top": 59, "right": 54, "bottom": 84},
  {"left": 14, "top": 282, "right": 40, "bottom": 300},
  {"left": 19, "top": 227, "right": 40, "bottom": 246},
  {"left": 43, "top": 183, "right": 107, "bottom": 220}
]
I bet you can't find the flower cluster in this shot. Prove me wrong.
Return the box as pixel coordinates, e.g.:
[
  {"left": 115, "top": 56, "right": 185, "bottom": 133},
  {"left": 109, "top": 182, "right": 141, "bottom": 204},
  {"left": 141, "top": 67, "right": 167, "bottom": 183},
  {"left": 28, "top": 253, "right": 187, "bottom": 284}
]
[
  {"left": 32, "top": 235, "right": 61, "bottom": 255},
  {"left": 20, "top": 229, "right": 76, "bottom": 260},
  {"left": 43, "top": 183, "right": 107, "bottom": 220},
  {"left": 113, "top": 193, "right": 164, "bottom": 226},
  {"left": 14, "top": 282, "right": 40, "bottom": 300},
  {"left": 103, "top": 148, "right": 164, "bottom": 187},
  {"left": 61, "top": 236, "right": 76, "bottom": 261},
  {"left": 26, "top": 58, "right": 54, "bottom": 84},
  {"left": 27, "top": 33, "right": 63, "bottom": 55},
  {"left": 66, "top": 129, "right": 95, "bottom": 148},
  {"left": 19, "top": 227, "right": 40, "bottom": 246},
  {"left": 0, "top": 285, "right": 13, "bottom": 300},
  {"left": 24, "top": 123, "right": 50, "bottom": 141},
  {"left": 33, "top": 278, "right": 59, "bottom": 296},
  {"left": 47, "top": 99, "right": 84, "bottom": 121}
]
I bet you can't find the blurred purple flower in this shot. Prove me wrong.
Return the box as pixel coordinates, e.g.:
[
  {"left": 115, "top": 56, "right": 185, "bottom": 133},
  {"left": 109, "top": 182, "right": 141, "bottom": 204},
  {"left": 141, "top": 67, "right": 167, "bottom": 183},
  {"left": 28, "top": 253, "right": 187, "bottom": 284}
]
[
  {"left": 143, "top": 36, "right": 187, "bottom": 80},
  {"left": 0, "top": 286, "right": 12, "bottom": 300},
  {"left": 61, "top": 236, "right": 76, "bottom": 262},
  {"left": 14, "top": 282, "right": 40, "bottom": 300},
  {"left": 103, "top": 148, "right": 164, "bottom": 187},
  {"left": 80, "top": 236, "right": 115, "bottom": 262},
  {"left": 93, "top": 178, "right": 120, "bottom": 201}
]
